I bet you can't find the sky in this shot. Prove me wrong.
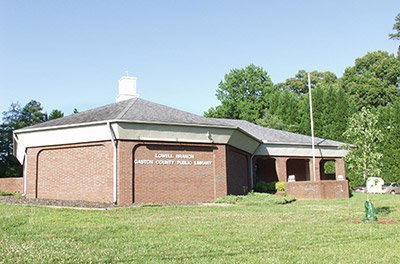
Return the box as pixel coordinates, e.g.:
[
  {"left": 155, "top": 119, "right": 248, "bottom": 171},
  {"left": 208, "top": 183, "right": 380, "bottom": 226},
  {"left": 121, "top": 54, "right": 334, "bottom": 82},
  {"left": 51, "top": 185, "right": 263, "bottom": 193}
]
[{"left": 0, "top": 1, "right": 399, "bottom": 118}]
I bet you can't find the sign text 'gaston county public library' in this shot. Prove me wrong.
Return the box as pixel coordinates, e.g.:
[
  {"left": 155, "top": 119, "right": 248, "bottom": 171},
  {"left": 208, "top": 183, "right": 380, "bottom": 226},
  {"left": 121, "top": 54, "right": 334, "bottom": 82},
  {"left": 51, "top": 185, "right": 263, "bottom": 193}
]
[{"left": 134, "top": 153, "right": 213, "bottom": 166}]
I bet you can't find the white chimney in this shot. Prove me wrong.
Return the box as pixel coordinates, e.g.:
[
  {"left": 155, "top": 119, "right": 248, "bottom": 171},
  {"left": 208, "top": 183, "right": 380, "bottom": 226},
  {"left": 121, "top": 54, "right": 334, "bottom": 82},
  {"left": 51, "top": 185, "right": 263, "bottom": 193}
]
[{"left": 116, "top": 76, "right": 138, "bottom": 102}]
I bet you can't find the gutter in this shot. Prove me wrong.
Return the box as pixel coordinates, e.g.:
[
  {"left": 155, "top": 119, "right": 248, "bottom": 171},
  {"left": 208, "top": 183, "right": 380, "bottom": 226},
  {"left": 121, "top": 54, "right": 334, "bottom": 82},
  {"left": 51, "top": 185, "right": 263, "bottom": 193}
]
[{"left": 107, "top": 122, "right": 118, "bottom": 204}]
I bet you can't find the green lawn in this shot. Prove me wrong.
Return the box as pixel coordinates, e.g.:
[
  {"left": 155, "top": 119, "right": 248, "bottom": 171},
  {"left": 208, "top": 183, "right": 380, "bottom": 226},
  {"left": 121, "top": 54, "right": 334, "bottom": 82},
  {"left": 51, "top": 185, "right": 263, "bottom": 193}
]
[{"left": 0, "top": 193, "right": 399, "bottom": 263}]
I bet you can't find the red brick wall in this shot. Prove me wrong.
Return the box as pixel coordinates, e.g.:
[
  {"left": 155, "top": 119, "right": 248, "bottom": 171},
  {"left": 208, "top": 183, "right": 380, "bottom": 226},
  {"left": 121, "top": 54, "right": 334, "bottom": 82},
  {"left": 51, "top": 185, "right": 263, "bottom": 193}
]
[
  {"left": 286, "top": 180, "right": 350, "bottom": 199},
  {"left": 226, "top": 146, "right": 249, "bottom": 195},
  {"left": 117, "top": 141, "right": 228, "bottom": 205},
  {"left": 0, "top": 178, "right": 23, "bottom": 193},
  {"left": 25, "top": 142, "right": 113, "bottom": 203}
]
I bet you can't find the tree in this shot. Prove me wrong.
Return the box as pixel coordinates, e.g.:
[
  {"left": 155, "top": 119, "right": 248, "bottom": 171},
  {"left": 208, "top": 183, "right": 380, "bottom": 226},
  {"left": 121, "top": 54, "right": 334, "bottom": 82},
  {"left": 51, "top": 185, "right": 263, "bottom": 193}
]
[
  {"left": 0, "top": 100, "right": 47, "bottom": 177},
  {"left": 376, "top": 102, "right": 400, "bottom": 183},
  {"left": 341, "top": 51, "right": 400, "bottom": 108},
  {"left": 257, "top": 89, "right": 301, "bottom": 133},
  {"left": 298, "top": 84, "right": 355, "bottom": 142},
  {"left": 48, "top": 109, "right": 64, "bottom": 120},
  {"left": 389, "top": 13, "right": 400, "bottom": 53},
  {"left": 0, "top": 103, "right": 23, "bottom": 177},
  {"left": 204, "top": 64, "right": 274, "bottom": 123},
  {"left": 276, "top": 70, "right": 337, "bottom": 94},
  {"left": 19, "top": 100, "right": 47, "bottom": 126},
  {"left": 343, "top": 107, "right": 383, "bottom": 187}
]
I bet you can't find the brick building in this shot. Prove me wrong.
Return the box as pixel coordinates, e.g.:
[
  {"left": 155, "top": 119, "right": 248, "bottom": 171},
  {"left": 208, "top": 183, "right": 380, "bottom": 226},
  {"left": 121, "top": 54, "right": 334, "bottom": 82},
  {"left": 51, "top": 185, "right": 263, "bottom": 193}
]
[{"left": 6, "top": 76, "right": 349, "bottom": 204}]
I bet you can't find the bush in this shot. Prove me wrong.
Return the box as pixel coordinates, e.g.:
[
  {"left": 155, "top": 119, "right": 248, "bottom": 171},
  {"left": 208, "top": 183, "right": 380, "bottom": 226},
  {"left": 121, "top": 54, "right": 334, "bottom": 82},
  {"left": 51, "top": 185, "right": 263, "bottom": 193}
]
[
  {"left": 275, "top": 182, "right": 285, "bottom": 192},
  {"left": 0, "top": 190, "right": 16, "bottom": 196},
  {"left": 254, "top": 181, "right": 277, "bottom": 193},
  {"left": 215, "top": 192, "right": 295, "bottom": 205}
]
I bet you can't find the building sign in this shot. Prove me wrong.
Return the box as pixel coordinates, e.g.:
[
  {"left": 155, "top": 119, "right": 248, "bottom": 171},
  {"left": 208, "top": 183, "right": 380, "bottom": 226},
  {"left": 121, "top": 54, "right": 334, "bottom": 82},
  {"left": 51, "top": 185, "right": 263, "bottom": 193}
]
[{"left": 134, "top": 153, "right": 213, "bottom": 166}]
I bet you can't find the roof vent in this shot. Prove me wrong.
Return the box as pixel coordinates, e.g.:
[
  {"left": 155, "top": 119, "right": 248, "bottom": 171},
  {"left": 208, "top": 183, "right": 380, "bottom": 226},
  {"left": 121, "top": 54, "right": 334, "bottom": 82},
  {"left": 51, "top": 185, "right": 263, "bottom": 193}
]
[{"left": 116, "top": 76, "right": 139, "bottom": 102}]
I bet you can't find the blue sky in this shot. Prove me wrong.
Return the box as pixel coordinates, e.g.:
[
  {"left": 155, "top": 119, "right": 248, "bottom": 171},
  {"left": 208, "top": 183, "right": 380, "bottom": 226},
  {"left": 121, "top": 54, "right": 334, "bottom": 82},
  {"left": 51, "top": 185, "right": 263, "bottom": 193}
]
[{"left": 0, "top": 1, "right": 399, "bottom": 118}]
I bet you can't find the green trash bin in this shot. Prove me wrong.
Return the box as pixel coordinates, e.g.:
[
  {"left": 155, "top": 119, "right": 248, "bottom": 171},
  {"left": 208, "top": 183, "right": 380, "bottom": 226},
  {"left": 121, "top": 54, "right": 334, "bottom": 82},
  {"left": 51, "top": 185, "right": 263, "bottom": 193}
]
[{"left": 363, "top": 199, "right": 378, "bottom": 222}]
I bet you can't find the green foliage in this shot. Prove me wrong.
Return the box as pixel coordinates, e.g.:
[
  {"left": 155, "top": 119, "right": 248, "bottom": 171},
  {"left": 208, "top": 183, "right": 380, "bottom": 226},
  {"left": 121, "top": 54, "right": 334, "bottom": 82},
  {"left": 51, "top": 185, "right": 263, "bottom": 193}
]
[
  {"left": 257, "top": 89, "right": 301, "bottom": 133},
  {"left": 376, "top": 102, "right": 400, "bottom": 183},
  {"left": 48, "top": 109, "right": 64, "bottom": 120},
  {"left": 276, "top": 69, "right": 337, "bottom": 94},
  {"left": 343, "top": 107, "right": 383, "bottom": 186},
  {"left": 0, "top": 190, "right": 16, "bottom": 196},
  {"left": 389, "top": 13, "right": 400, "bottom": 40},
  {"left": 300, "top": 84, "right": 355, "bottom": 141},
  {"left": 215, "top": 192, "right": 295, "bottom": 205},
  {"left": 341, "top": 51, "right": 400, "bottom": 108},
  {"left": 19, "top": 100, "right": 47, "bottom": 126},
  {"left": 323, "top": 161, "right": 336, "bottom": 175},
  {"left": 204, "top": 64, "right": 274, "bottom": 123},
  {"left": 0, "top": 100, "right": 47, "bottom": 177},
  {"left": 389, "top": 13, "right": 400, "bottom": 53},
  {"left": 254, "top": 181, "right": 277, "bottom": 193},
  {"left": 275, "top": 181, "right": 285, "bottom": 192}
]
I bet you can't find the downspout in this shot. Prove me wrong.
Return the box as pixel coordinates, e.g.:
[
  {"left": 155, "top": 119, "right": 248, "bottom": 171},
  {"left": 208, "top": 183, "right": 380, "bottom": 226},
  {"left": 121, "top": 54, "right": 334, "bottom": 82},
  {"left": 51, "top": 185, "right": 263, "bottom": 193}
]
[
  {"left": 23, "top": 153, "right": 27, "bottom": 196},
  {"left": 249, "top": 143, "right": 263, "bottom": 190},
  {"left": 108, "top": 122, "right": 118, "bottom": 204},
  {"left": 13, "top": 133, "right": 27, "bottom": 196}
]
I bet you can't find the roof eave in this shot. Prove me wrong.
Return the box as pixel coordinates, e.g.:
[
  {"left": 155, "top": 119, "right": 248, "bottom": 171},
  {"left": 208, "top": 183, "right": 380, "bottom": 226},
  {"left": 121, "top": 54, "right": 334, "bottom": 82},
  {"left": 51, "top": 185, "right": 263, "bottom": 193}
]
[
  {"left": 14, "top": 119, "right": 235, "bottom": 134},
  {"left": 262, "top": 140, "right": 344, "bottom": 148}
]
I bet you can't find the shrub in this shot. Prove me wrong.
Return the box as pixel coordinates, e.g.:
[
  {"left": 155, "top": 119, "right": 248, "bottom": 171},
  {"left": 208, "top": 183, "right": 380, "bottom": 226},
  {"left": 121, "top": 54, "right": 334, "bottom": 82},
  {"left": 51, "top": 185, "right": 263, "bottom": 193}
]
[
  {"left": 254, "top": 181, "right": 277, "bottom": 193},
  {"left": 275, "top": 182, "right": 285, "bottom": 192},
  {"left": 215, "top": 192, "right": 295, "bottom": 205},
  {"left": 0, "top": 190, "right": 16, "bottom": 196}
]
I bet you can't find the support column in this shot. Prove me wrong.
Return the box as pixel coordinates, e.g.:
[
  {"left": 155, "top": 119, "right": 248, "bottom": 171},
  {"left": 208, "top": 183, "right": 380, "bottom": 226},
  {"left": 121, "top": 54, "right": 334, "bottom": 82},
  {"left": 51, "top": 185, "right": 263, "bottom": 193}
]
[
  {"left": 335, "top": 158, "right": 346, "bottom": 179},
  {"left": 275, "top": 157, "right": 288, "bottom": 182},
  {"left": 309, "top": 157, "right": 321, "bottom": 181}
]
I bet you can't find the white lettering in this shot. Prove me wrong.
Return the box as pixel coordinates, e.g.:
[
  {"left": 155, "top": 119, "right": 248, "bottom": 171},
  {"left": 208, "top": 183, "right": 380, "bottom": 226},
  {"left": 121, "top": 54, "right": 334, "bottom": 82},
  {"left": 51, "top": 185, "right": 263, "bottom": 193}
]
[
  {"left": 194, "top": 161, "right": 213, "bottom": 166},
  {"left": 155, "top": 160, "right": 175, "bottom": 165},
  {"left": 155, "top": 153, "right": 173, "bottom": 158},
  {"left": 177, "top": 160, "right": 193, "bottom": 165},
  {"left": 175, "top": 154, "right": 194, "bottom": 159},
  {"left": 134, "top": 159, "right": 154, "bottom": 165}
]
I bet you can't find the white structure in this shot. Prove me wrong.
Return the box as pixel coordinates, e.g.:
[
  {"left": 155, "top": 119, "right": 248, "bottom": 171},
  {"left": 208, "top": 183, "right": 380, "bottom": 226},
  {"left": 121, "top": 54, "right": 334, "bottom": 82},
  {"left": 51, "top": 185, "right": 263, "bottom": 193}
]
[
  {"left": 366, "top": 177, "right": 384, "bottom": 194},
  {"left": 115, "top": 76, "right": 138, "bottom": 102}
]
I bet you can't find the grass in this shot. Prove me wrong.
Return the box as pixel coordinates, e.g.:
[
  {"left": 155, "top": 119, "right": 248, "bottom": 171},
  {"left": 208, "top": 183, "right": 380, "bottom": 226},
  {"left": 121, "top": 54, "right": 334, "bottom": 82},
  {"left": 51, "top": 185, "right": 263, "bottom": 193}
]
[{"left": 0, "top": 193, "right": 399, "bottom": 263}]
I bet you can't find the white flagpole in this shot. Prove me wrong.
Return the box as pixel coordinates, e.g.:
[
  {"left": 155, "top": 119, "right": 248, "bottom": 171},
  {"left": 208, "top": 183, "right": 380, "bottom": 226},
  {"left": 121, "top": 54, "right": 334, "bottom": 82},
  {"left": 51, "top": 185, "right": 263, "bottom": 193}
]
[{"left": 308, "top": 72, "right": 316, "bottom": 181}]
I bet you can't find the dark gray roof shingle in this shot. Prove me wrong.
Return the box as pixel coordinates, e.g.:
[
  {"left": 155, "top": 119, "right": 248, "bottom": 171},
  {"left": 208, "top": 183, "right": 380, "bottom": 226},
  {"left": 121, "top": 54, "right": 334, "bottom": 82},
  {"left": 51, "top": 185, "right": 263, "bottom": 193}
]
[
  {"left": 20, "top": 98, "right": 344, "bottom": 147},
  {"left": 213, "top": 118, "right": 343, "bottom": 147},
  {"left": 21, "top": 98, "right": 229, "bottom": 130}
]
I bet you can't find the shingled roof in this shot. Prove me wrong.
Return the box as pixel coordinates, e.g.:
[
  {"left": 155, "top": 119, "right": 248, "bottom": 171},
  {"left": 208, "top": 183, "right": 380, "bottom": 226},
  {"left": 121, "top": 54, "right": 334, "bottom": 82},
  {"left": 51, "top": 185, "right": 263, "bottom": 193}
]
[
  {"left": 19, "top": 97, "right": 344, "bottom": 147},
  {"left": 214, "top": 119, "right": 343, "bottom": 147},
  {"left": 22, "top": 97, "right": 230, "bottom": 130}
]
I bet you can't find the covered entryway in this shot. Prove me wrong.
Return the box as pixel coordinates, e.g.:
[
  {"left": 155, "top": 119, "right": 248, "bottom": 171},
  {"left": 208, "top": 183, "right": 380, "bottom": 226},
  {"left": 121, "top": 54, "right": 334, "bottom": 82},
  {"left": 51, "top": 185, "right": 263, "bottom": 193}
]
[
  {"left": 286, "top": 158, "right": 310, "bottom": 181},
  {"left": 255, "top": 157, "right": 278, "bottom": 183}
]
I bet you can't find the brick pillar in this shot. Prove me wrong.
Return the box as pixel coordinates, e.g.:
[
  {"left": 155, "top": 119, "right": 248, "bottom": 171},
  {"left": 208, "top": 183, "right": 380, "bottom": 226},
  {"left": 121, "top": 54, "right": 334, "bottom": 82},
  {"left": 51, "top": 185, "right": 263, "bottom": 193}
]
[
  {"left": 335, "top": 158, "right": 346, "bottom": 179},
  {"left": 275, "top": 157, "right": 288, "bottom": 182},
  {"left": 309, "top": 157, "right": 321, "bottom": 181}
]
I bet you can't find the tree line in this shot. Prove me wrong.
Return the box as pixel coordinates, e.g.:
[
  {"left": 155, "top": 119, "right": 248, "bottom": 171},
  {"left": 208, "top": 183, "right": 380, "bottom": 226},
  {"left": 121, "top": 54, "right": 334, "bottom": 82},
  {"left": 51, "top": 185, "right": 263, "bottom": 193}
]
[
  {"left": 205, "top": 14, "right": 400, "bottom": 186},
  {"left": 0, "top": 101, "right": 64, "bottom": 177},
  {"left": 1, "top": 14, "right": 399, "bottom": 187}
]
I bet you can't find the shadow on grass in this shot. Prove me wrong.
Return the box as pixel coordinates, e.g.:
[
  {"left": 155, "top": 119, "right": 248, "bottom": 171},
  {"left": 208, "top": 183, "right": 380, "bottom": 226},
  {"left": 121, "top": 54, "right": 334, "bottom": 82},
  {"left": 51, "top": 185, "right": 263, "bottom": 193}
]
[{"left": 376, "top": 206, "right": 394, "bottom": 216}]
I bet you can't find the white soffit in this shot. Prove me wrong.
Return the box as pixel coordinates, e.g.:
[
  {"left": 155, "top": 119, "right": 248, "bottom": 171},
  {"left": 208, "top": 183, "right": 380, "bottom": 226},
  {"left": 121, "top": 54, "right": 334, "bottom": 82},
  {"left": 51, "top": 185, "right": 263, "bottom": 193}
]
[{"left": 256, "top": 144, "right": 349, "bottom": 158}]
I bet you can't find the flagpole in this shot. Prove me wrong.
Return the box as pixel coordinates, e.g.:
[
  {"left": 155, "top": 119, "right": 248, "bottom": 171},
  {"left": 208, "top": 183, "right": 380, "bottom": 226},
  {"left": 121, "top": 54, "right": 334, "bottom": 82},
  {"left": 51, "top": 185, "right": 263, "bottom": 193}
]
[{"left": 308, "top": 72, "right": 316, "bottom": 181}]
